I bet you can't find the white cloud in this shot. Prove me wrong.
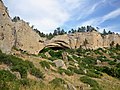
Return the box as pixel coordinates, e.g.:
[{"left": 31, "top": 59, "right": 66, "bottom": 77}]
[
  {"left": 4, "top": 0, "right": 120, "bottom": 33},
  {"left": 102, "top": 8, "right": 120, "bottom": 21},
  {"left": 5, "top": 0, "right": 96, "bottom": 33},
  {"left": 100, "top": 25, "right": 120, "bottom": 34},
  {"left": 4, "top": 0, "right": 70, "bottom": 33},
  {"left": 76, "top": 0, "right": 105, "bottom": 20},
  {"left": 80, "top": 8, "right": 120, "bottom": 26}
]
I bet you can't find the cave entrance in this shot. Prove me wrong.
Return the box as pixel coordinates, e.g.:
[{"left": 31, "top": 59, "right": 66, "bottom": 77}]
[{"left": 39, "top": 46, "right": 69, "bottom": 53}]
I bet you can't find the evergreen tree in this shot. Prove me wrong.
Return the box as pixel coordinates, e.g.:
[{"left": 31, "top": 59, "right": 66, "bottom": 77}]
[{"left": 103, "top": 29, "right": 107, "bottom": 35}]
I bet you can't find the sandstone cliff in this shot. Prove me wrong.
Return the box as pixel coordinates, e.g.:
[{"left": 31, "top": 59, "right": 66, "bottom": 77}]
[
  {"left": 13, "top": 20, "right": 44, "bottom": 54},
  {"left": 0, "top": 0, "right": 14, "bottom": 54},
  {"left": 0, "top": 0, "right": 44, "bottom": 54},
  {"left": 45, "top": 31, "right": 120, "bottom": 50}
]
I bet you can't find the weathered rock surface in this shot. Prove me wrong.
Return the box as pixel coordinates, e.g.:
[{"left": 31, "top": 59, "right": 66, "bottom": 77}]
[
  {"left": 13, "top": 20, "right": 45, "bottom": 54},
  {"left": 0, "top": 0, "right": 44, "bottom": 54},
  {"left": 53, "top": 59, "right": 67, "bottom": 69},
  {"left": 0, "top": 0, "right": 14, "bottom": 54},
  {"left": 46, "top": 31, "right": 120, "bottom": 50}
]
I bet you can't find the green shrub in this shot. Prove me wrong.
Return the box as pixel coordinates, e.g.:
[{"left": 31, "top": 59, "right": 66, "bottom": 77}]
[
  {"left": 50, "top": 78, "right": 66, "bottom": 88},
  {"left": 108, "top": 60, "right": 116, "bottom": 65},
  {"left": 116, "top": 63, "right": 120, "bottom": 68},
  {"left": 30, "top": 68, "right": 45, "bottom": 79},
  {"left": 0, "top": 70, "right": 16, "bottom": 82},
  {"left": 81, "top": 56, "right": 96, "bottom": 65},
  {"left": 86, "top": 70, "right": 101, "bottom": 78},
  {"left": 38, "top": 53, "right": 47, "bottom": 58},
  {"left": 19, "top": 79, "right": 30, "bottom": 86},
  {"left": 80, "top": 76, "right": 102, "bottom": 90},
  {"left": 40, "top": 61, "right": 50, "bottom": 69},
  {"left": 68, "top": 66, "right": 85, "bottom": 75},
  {"left": 67, "top": 56, "right": 74, "bottom": 62},
  {"left": 49, "top": 50, "right": 62, "bottom": 59},
  {"left": 48, "top": 57, "right": 58, "bottom": 61},
  {"left": 0, "top": 70, "right": 18, "bottom": 90},
  {"left": 58, "top": 68, "right": 73, "bottom": 76},
  {"left": 94, "top": 49, "right": 103, "bottom": 55},
  {"left": 39, "top": 47, "right": 51, "bottom": 53},
  {"left": 11, "top": 65, "right": 27, "bottom": 78}
]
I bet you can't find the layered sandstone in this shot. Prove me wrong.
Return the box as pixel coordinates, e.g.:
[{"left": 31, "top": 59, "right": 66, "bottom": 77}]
[{"left": 46, "top": 31, "right": 120, "bottom": 50}]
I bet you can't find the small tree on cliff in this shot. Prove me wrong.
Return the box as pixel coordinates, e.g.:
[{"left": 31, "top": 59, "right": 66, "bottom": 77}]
[
  {"left": 83, "top": 39, "right": 89, "bottom": 49},
  {"left": 110, "top": 41, "right": 115, "bottom": 48}
]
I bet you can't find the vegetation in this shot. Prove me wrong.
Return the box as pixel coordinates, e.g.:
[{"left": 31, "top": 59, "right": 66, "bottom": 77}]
[
  {"left": 0, "top": 51, "right": 44, "bottom": 79},
  {"left": 49, "top": 78, "right": 66, "bottom": 89},
  {"left": 32, "top": 25, "right": 114, "bottom": 39},
  {"left": 0, "top": 41, "right": 120, "bottom": 90},
  {"left": 80, "top": 76, "right": 102, "bottom": 90},
  {"left": 39, "top": 61, "right": 50, "bottom": 69}
]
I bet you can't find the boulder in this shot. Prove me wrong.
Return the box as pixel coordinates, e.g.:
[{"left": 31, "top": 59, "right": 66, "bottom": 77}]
[{"left": 53, "top": 59, "right": 67, "bottom": 69}]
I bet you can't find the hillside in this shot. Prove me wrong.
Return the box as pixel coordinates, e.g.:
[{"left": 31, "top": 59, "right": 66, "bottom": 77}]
[
  {"left": 0, "top": 0, "right": 120, "bottom": 90},
  {"left": 1, "top": 45, "right": 120, "bottom": 90}
]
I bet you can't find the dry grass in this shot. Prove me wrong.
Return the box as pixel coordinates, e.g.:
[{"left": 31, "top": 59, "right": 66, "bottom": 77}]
[{"left": 95, "top": 73, "right": 120, "bottom": 90}]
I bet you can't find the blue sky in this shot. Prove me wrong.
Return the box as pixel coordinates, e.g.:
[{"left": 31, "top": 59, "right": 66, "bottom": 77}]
[{"left": 4, "top": 0, "right": 120, "bottom": 33}]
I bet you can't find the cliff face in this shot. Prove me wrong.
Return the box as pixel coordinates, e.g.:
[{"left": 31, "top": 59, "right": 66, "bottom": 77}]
[
  {"left": 0, "top": 0, "right": 44, "bottom": 54},
  {"left": 13, "top": 20, "right": 44, "bottom": 54},
  {"left": 0, "top": 0, "right": 14, "bottom": 54},
  {"left": 46, "top": 31, "right": 120, "bottom": 50}
]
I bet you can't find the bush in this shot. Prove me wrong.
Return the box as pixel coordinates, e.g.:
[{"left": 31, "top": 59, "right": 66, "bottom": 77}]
[
  {"left": 38, "top": 53, "right": 47, "bottom": 58},
  {"left": 86, "top": 70, "right": 101, "bottom": 78},
  {"left": 49, "top": 78, "right": 66, "bottom": 88},
  {"left": 67, "top": 56, "right": 74, "bottom": 62},
  {"left": 68, "top": 66, "right": 85, "bottom": 75},
  {"left": 19, "top": 79, "right": 30, "bottom": 86},
  {"left": 80, "top": 76, "right": 102, "bottom": 90},
  {"left": 49, "top": 50, "right": 62, "bottom": 59},
  {"left": 39, "top": 47, "right": 51, "bottom": 53},
  {"left": 81, "top": 56, "right": 96, "bottom": 65},
  {"left": 40, "top": 61, "right": 50, "bottom": 69},
  {"left": 11, "top": 65, "right": 27, "bottom": 78},
  {"left": 0, "top": 70, "right": 18, "bottom": 90},
  {"left": 58, "top": 68, "right": 74, "bottom": 76},
  {"left": 108, "top": 60, "right": 116, "bottom": 65},
  {"left": 48, "top": 57, "right": 57, "bottom": 61},
  {"left": 30, "top": 68, "right": 45, "bottom": 79},
  {"left": 0, "top": 70, "right": 16, "bottom": 82}
]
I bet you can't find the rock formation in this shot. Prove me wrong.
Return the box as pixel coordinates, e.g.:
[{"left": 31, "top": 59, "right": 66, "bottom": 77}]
[
  {"left": 0, "top": 0, "right": 14, "bottom": 54},
  {"left": 45, "top": 30, "right": 120, "bottom": 50},
  {"left": 0, "top": 0, "right": 44, "bottom": 54},
  {"left": 0, "top": 0, "right": 120, "bottom": 55},
  {"left": 13, "top": 20, "right": 45, "bottom": 54}
]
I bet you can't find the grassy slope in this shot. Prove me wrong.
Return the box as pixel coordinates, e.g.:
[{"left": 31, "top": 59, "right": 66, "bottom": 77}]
[{"left": 0, "top": 46, "right": 120, "bottom": 90}]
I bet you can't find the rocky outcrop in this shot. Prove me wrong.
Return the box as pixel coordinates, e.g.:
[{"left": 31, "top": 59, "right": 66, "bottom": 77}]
[
  {"left": 53, "top": 59, "right": 67, "bottom": 69},
  {"left": 0, "top": 0, "right": 14, "bottom": 54},
  {"left": 13, "top": 20, "right": 45, "bottom": 54},
  {"left": 0, "top": 0, "right": 45, "bottom": 54},
  {"left": 45, "top": 31, "right": 120, "bottom": 50}
]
